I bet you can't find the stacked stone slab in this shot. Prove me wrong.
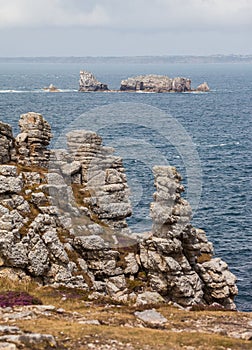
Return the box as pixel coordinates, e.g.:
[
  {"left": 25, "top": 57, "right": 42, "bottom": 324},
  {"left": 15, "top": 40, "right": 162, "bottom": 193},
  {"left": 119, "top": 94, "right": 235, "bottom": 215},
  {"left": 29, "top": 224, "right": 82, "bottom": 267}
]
[
  {"left": 139, "top": 166, "right": 237, "bottom": 309},
  {"left": 0, "top": 160, "right": 89, "bottom": 289},
  {"left": 16, "top": 112, "right": 52, "bottom": 168},
  {"left": 120, "top": 75, "right": 191, "bottom": 92},
  {"left": 0, "top": 122, "right": 16, "bottom": 164},
  {"left": 79, "top": 71, "right": 109, "bottom": 92},
  {"left": 66, "top": 130, "right": 132, "bottom": 234}
]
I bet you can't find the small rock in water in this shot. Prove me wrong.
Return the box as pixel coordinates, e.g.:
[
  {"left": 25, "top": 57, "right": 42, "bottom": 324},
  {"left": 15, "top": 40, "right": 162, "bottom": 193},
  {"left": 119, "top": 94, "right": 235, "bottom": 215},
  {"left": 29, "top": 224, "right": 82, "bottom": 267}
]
[{"left": 196, "top": 82, "right": 210, "bottom": 92}]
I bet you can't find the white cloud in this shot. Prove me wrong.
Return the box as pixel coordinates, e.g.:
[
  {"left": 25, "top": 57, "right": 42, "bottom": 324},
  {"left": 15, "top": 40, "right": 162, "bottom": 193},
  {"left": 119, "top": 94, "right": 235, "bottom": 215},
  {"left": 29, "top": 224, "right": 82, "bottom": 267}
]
[
  {"left": 0, "top": 0, "right": 109, "bottom": 27},
  {"left": 104, "top": 0, "right": 252, "bottom": 31},
  {"left": 0, "top": 0, "right": 251, "bottom": 31}
]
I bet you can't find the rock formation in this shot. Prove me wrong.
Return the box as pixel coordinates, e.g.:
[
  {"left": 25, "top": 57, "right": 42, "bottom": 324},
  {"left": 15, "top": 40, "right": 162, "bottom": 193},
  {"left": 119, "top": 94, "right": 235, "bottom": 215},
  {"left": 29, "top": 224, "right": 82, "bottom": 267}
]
[
  {"left": 78, "top": 71, "right": 210, "bottom": 93},
  {"left": 66, "top": 130, "right": 132, "bottom": 234},
  {"left": 15, "top": 112, "right": 52, "bottom": 168},
  {"left": 196, "top": 82, "right": 210, "bottom": 92},
  {"left": 43, "top": 84, "right": 60, "bottom": 92},
  {"left": 0, "top": 122, "right": 16, "bottom": 164},
  {"left": 0, "top": 113, "right": 236, "bottom": 310},
  {"left": 79, "top": 71, "right": 109, "bottom": 92},
  {"left": 120, "top": 75, "right": 192, "bottom": 92}
]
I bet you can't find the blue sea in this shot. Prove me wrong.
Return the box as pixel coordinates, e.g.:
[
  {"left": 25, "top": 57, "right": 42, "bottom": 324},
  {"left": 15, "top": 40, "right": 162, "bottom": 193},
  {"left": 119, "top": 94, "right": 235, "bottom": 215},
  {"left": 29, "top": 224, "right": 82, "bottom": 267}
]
[{"left": 0, "top": 61, "right": 251, "bottom": 311}]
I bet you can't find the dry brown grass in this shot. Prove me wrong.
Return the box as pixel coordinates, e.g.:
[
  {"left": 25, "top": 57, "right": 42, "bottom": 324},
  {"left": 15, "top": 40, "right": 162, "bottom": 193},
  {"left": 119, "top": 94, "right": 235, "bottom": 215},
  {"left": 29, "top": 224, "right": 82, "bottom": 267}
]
[
  {"left": 11, "top": 317, "right": 252, "bottom": 350},
  {"left": 0, "top": 283, "right": 251, "bottom": 350}
]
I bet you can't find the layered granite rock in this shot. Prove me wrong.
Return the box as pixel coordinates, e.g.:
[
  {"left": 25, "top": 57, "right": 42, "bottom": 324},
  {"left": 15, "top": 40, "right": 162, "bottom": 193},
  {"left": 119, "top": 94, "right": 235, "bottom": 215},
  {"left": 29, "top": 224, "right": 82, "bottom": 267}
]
[
  {"left": 120, "top": 75, "right": 192, "bottom": 92},
  {"left": 0, "top": 113, "right": 236, "bottom": 310},
  {"left": 15, "top": 112, "right": 52, "bottom": 168},
  {"left": 66, "top": 130, "right": 132, "bottom": 234},
  {"left": 0, "top": 122, "right": 16, "bottom": 164},
  {"left": 79, "top": 71, "right": 109, "bottom": 92},
  {"left": 140, "top": 166, "right": 237, "bottom": 309}
]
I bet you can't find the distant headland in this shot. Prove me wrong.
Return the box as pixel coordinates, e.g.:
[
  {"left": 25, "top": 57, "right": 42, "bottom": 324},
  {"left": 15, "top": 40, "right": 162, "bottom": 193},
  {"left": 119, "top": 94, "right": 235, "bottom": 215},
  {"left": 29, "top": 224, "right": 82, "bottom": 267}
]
[{"left": 0, "top": 54, "right": 251, "bottom": 64}]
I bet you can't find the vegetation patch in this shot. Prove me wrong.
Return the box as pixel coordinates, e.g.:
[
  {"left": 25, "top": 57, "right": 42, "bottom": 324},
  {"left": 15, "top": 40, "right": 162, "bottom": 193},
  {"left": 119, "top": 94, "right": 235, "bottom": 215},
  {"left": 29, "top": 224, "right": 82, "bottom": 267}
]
[{"left": 0, "top": 291, "right": 42, "bottom": 308}]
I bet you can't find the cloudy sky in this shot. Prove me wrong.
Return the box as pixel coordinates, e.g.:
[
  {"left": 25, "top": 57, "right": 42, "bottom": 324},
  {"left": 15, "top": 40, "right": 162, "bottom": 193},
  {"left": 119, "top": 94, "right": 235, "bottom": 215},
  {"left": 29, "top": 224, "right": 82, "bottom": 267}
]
[{"left": 0, "top": 0, "right": 251, "bottom": 56}]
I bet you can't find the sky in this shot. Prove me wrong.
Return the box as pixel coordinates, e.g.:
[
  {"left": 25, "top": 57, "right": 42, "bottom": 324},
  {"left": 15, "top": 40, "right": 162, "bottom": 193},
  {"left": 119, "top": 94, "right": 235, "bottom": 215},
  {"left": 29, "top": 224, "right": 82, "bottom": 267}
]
[{"left": 0, "top": 0, "right": 251, "bottom": 57}]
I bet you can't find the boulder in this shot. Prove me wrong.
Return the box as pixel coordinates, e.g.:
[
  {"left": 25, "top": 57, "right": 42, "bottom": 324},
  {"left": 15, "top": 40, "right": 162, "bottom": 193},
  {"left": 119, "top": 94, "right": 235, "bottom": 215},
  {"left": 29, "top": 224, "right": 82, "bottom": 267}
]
[{"left": 134, "top": 309, "right": 167, "bottom": 325}]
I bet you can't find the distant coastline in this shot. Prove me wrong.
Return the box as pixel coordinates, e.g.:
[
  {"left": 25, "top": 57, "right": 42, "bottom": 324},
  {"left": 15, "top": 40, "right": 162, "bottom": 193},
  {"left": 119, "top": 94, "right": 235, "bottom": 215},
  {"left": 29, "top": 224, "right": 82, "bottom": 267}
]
[{"left": 0, "top": 54, "right": 252, "bottom": 64}]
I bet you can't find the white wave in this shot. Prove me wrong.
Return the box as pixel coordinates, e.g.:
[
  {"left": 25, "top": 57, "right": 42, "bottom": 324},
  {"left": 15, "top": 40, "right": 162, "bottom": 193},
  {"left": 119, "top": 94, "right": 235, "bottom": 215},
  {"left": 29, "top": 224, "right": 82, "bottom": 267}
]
[
  {"left": 59, "top": 89, "right": 78, "bottom": 92},
  {"left": 183, "top": 91, "right": 206, "bottom": 94},
  {"left": 135, "top": 90, "right": 156, "bottom": 94},
  {"left": 195, "top": 141, "right": 241, "bottom": 148},
  {"left": 0, "top": 89, "right": 29, "bottom": 93},
  {"left": 0, "top": 89, "right": 78, "bottom": 94}
]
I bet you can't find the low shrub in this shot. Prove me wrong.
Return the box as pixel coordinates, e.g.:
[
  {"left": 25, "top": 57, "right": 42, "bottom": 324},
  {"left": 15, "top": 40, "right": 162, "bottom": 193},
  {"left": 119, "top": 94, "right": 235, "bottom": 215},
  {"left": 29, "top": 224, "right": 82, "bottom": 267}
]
[{"left": 0, "top": 291, "right": 42, "bottom": 308}]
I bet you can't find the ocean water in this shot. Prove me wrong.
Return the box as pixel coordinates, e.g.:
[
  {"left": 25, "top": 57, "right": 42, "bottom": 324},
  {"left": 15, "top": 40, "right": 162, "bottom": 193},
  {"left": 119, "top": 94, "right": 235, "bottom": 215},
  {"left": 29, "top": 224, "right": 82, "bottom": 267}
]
[{"left": 0, "top": 61, "right": 251, "bottom": 311}]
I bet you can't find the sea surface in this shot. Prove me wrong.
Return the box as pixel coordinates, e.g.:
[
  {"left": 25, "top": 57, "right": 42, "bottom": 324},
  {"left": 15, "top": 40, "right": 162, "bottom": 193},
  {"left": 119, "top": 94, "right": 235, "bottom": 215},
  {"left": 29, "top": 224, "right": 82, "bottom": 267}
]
[{"left": 0, "top": 61, "right": 251, "bottom": 311}]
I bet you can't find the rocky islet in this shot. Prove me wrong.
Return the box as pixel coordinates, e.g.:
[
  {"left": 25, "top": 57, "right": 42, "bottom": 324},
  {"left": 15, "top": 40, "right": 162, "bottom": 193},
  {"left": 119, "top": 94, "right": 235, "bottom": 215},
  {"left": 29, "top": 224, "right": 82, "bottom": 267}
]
[{"left": 79, "top": 70, "right": 210, "bottom": 93}]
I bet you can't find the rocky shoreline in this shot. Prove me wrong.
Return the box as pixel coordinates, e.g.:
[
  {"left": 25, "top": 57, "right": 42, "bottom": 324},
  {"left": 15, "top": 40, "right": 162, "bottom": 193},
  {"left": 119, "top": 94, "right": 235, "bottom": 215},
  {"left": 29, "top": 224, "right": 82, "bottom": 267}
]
[{"left": 79, "top": 71, "right": 210, "bottom": 93}]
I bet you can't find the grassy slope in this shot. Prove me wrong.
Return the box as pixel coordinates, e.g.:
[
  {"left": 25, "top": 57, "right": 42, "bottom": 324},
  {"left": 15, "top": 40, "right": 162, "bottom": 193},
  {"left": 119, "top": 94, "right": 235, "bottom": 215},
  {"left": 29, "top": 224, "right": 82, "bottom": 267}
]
[{"left": 0, "top": 280, "right": 251, "bottom": 350}]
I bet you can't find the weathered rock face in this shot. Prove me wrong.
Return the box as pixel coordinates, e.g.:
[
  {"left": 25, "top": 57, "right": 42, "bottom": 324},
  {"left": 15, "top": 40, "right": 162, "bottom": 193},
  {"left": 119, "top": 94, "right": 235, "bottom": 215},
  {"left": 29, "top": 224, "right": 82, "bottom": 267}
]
[
  {"left": 120, "top": 75, "right": 192, "bottom": 92},
  {"left": 140, "top": 166, "right": 237, "bottom": 309},
  {"left": 79, "top": 71, "right": 109, "bottom": 92},
  {"left": 16, "top": 112, "right": 52, "bottom": 168},
  {"left": 66, "top": 130, "right": 132, "bottom": 234},
  {"left": 0, "top": 122, "right": 16, "bottom": 164},
  {"left": 0, "top": 113, "right": 237, "bottom": 310}
]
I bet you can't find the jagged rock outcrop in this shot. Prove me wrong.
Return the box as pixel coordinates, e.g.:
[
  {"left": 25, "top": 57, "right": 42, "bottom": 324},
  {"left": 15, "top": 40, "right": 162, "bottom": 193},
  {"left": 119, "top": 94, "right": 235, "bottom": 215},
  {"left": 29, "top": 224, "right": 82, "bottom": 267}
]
[
  {"left": 196, "top": 82, "right": 210, "bottom": 92},
  {"left": 0, "top": 113, "right": 236, "bottom": 310},
  {"left": 79, "top": 71, "right": 109, "bottom": 92},
  {"left": 120, "top": 75, "right": 192, "bottom": 92}
]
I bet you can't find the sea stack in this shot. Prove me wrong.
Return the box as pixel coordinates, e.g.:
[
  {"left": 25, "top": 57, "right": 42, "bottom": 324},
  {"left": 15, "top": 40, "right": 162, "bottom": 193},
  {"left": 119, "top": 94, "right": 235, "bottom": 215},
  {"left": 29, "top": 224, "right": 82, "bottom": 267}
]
[{"left": 79, "top": 70, "right": 109, "bottom": 92}]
